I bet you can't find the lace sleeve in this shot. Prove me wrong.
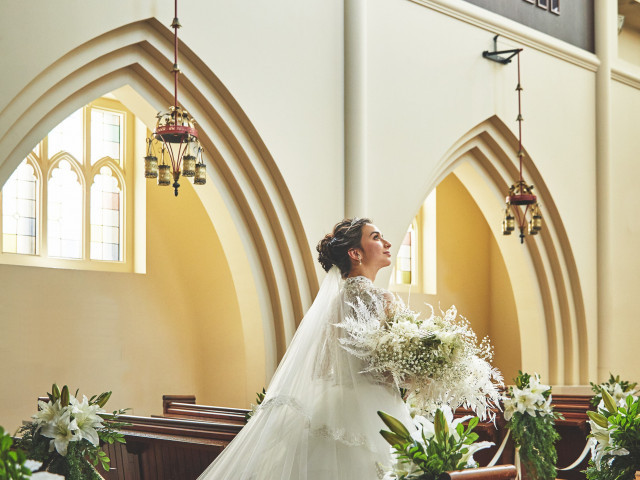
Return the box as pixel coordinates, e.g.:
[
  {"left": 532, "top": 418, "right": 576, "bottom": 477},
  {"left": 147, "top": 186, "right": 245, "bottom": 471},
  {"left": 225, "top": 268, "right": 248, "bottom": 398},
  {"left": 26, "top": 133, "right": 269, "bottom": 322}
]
[{"left": 342, "top": 276, "right": 395, "bottom": 322}]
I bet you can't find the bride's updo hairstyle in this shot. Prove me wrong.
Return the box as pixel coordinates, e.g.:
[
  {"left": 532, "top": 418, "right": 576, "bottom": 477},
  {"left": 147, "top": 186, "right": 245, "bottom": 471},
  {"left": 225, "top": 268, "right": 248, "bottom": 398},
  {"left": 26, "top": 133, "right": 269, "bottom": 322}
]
[{"left": 317, "top": 217, "right": 372, "bottom": 277}]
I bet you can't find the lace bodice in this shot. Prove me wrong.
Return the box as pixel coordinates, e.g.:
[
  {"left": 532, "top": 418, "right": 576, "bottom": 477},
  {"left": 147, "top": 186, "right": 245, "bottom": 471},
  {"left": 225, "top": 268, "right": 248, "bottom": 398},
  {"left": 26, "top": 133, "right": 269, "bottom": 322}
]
[{"left": 342, "top": 276, "right": 395, "bottom": 319}]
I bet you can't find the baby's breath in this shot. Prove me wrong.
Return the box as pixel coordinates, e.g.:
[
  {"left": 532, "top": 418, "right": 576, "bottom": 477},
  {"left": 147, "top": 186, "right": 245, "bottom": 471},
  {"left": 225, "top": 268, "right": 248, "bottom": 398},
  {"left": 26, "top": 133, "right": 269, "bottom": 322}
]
[{"left": 338, "top": 298, "right": 502, "bottom": 419}]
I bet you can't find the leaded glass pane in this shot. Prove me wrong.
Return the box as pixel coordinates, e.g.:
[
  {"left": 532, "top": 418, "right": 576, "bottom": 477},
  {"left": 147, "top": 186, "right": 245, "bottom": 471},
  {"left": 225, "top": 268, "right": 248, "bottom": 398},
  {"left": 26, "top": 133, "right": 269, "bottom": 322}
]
[
  {"left": 395, "top": 225, "right": 414, "bottom": 285},
  {"left": 91, "top": 109, "right": 122, "bottom": 165},
  {"left": 90, "top": 166, "right": 121, "bottom": 261},
  {"left": 48, "top": 160, "right": 82, "bottom": 259},
  {"left": 48, "top": 109, "right": 84, "bottom": 163},
  {"left": 2, "top": 160, "right": 38, "bottom": 254}
]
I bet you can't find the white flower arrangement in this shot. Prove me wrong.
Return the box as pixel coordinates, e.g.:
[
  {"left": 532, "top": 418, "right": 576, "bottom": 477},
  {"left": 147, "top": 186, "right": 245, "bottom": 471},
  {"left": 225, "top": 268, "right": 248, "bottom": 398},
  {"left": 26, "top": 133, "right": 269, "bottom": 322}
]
[
  {"left": 502, "top": 372, "right": 553, "bottom": 421},
  {"left": 338, "top": 298, "right": 502, "bottom": 419},
  {"left": 590, "top": 373, "right": 638, "bottom": 408},
  {"left": 379, "top": 407, "right": 493, "bottom": 480},
  {"left": 33, "top": 395, "right": 106, "bottom": 456},
  {"left": 17, "top": 384, "right": 129, "bottom": 480},
  {"left": 503, "top": 372, "right": 561, "bottom": 480},
  {"left": 586, "top": 388, "right": 639, "bottom": 479}
]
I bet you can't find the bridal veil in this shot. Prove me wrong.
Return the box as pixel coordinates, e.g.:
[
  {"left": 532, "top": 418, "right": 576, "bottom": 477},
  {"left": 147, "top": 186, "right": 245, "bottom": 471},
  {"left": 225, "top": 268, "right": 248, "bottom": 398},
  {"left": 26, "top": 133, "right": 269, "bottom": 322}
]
[{"left": 197, "top": 266, "right": 410, "bottom": 480}]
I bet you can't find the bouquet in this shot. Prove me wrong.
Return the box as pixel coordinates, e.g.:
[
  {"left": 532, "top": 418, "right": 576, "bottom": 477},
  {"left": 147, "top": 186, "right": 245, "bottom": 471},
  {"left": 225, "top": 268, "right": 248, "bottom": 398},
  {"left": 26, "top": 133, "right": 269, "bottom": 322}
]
[
  {"left": 338, "top": 298, "right": 502, "bottom": 419},
  {"left": 503, "top": 372, "right": 561, "bottom": 480},
  {"left": 17, "top": 384, "right": 129, "bottom": 480},
  {"left": 590, "top": 373, "right": 638, "bottom": 408},
  {"left": 586, "top": 388, "right": 640, "bottom": 480},
  {"left": 378, "top": 407, "right": 493, "bottom": 480}
]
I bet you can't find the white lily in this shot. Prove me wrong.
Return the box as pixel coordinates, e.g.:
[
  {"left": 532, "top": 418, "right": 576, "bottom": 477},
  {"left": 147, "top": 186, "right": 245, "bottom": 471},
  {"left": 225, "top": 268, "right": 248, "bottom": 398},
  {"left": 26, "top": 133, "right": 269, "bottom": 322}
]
[
  {"left": 70, "top": 395, "right": 105, "bottom": 446},
  {"left": 39, "top": 409, "right": 78, "bottom": 456},
  {"left": 32, "top": 400, "right": 63, "bottom": 429}
]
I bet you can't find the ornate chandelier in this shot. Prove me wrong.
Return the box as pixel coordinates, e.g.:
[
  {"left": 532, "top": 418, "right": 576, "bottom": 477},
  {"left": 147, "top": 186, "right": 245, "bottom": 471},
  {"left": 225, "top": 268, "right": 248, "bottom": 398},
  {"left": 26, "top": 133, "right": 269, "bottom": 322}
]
[
  {"left": 144, "top": 0, "right": 206, "bottom": 196},
  {"left": 501, "top": 50, "right": 542, "bottom": 243}
]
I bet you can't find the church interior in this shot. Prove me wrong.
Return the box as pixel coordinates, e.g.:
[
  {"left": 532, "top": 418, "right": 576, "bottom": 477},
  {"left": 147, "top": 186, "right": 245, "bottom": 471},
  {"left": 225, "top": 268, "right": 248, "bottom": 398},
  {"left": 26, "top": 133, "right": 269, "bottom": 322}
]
[{"left": 1, "top": 0, "right": 639, "bottom": 477}]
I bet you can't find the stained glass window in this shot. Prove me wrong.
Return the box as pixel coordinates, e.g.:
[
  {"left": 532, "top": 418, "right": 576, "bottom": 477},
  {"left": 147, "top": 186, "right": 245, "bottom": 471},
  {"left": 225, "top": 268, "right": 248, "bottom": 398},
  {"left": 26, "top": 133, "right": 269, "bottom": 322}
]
[
  {"left": 48, "top": 160, "right": 82, "bottom": 259},
  {"left": 48, "top": 109, "right": 84, "bottom": 162},
  {"left": 2, "top": 160, "right": 37, "bottom": 254},
  {"left": 90, "top": 166, "right": 121, "bottom": 261},
  {"left": 91, "top": 109, "right": 122, "bottom": 165},
  {"left": 1, "top": 98, "right": 131, "bottom": 268}
]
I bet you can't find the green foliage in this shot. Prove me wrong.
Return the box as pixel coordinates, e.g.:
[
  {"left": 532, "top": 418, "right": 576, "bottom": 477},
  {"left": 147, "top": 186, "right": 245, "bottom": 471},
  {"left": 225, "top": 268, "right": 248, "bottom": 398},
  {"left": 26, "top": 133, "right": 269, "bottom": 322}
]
[
  {"left": 245, "top": 388, "right": 266, "bottom": 421},
  {"left": 378, "top": 410, "right": 481, "bottom": 480},
  {"left": 509, "top": 409, "right": 560, "bottom": 480},
  {"left": 16, "top": 384, "right": 129, "bottom": 479},
  {"left": 590, "top": 373, "right": 638, "bottom": 407},
  {"left": 0, "top": 426, "right": 32, "bottom": 480},
  {"left": 585, "top": 393, "right": 640, "bottom": 480},
  {"left": 506, "top": 371, "right": 562, "bottom": 480}
]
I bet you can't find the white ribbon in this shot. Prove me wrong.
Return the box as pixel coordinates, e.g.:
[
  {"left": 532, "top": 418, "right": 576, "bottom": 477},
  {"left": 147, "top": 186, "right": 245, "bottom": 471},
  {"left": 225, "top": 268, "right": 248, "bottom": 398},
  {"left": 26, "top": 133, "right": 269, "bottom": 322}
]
[
  {"left": 559, "top": 438, "right": 594, "bottom": 471},
  {"left": 486, "top": 427, "right": 594, "bottom": 473},
  {"left": 487, "top": 428, "right": 511, "bottom": 467}
]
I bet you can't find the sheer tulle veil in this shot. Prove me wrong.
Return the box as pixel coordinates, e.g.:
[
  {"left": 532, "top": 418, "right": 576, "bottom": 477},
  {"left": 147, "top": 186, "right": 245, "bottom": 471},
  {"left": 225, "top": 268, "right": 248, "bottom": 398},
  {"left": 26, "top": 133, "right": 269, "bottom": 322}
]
[{"left": 198, "top": 266, "right": 409, "bottom": 479}]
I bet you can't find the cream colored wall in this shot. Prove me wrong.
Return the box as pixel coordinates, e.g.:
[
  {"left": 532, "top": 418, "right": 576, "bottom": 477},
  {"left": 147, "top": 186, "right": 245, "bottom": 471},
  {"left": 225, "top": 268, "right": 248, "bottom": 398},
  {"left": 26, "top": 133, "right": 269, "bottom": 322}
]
[
  {"left": 606, "top": 79, "right": 640, "bottom": 382},
  {"left": 0, "top": 177, "right": 246, "bottom": 433},
  {"left": 619, "top": 27, "right": 640, "bottom": 66},
  {"left": 394, "top": 174, "right": 521, "bottom": 384}
]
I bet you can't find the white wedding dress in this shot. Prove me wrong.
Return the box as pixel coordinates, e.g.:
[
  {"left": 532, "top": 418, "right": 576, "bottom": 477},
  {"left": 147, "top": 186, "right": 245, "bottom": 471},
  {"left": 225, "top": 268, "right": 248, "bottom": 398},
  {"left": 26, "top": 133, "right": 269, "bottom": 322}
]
[{"left": 197, "top": 267, "right": 412, "bottom": 480}]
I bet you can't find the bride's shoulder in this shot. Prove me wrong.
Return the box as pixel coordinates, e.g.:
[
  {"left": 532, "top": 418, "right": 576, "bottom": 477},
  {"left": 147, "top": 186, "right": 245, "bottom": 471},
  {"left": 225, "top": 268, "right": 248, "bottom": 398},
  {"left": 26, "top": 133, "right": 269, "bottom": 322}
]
[{"left": 343, "top": 276, "right": 393, "bottom": 302}]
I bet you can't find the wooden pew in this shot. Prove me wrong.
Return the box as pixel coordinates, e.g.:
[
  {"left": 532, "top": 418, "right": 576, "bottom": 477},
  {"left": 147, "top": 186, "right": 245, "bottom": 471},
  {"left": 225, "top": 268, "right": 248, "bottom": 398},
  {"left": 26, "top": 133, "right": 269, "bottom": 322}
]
[
  {"left": 160, "top": 395, "right": 249, "bottom": 424},
  {"left": 102, "top": 414, "right": 243, "bottom": 480}
]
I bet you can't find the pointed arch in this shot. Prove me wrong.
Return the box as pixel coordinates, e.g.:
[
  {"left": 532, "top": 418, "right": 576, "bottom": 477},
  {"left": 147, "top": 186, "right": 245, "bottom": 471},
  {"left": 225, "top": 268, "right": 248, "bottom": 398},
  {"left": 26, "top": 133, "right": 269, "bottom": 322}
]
[
  {"left": 48, "top": 152, "right": 85, "bottom": 187},
  {"left": 408, "top": 116, "right": 589, "bottom": 384},
  {"left": 0, "top": 18, "right": 318, "bottom": 387}
]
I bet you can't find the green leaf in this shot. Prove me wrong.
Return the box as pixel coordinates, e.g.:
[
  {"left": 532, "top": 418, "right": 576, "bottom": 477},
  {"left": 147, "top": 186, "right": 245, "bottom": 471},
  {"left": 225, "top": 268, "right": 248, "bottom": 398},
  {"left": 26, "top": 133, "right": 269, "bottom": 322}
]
[
  {"left": 60, "top": 385, "right": 70, "bottom": 406},
  {"left": 52, "top": 383, "right": 61, "bottom": 401},
  {"left": 378, "top": 411, "right": 411, "bottom": 440},
  {"left": 467, "top": 417, "right": 479, "bottom": 430},
  {"left": 380, "top": 429, "right": 406, "bottom": 447},
  {"left": 587, "top": 411, "right": 609, "bottom": 428},
  {"left": 601, "top": 388, "right": 617, "bottom": 414}
]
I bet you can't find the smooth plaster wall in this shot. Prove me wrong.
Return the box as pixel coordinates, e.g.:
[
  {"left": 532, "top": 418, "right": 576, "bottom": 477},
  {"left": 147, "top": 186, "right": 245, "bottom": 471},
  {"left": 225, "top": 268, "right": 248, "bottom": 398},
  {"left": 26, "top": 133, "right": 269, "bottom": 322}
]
[
  {"left": 0, "top": 174, "right": 246, "bottom": 433},
  {"left": 619, "top": 27, "right": 640, "bottom": 66},
  {"left": 606, "top": 79, "right": 640, "bottom": 383}
]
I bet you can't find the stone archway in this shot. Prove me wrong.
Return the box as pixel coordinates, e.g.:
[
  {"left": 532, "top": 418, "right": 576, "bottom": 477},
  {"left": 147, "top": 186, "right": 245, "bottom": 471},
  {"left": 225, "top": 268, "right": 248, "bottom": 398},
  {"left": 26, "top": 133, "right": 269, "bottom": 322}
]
[
  {"left": 405, "top": 116, "right": 590, "bottom": 384},
  {"left": 0, "top": 18, "right": 318, "bottom": 390}
]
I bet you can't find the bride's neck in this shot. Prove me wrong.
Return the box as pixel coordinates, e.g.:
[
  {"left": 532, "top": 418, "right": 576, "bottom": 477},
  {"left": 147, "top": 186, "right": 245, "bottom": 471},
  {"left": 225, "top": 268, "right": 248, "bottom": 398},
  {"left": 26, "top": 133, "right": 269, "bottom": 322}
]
[{"left": 347, "top": 265, "right": 378, "bottom": 282}]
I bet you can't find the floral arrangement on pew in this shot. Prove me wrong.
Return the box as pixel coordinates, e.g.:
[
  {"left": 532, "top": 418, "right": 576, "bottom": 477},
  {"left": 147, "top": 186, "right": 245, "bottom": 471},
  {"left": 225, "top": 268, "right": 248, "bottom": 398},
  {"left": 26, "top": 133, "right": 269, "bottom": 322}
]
[
  {"left": 377, "top": 407, "right": 493, "bottom": 480},
  {"left": 338, "top": 301, "right": 503, "bottom": 419},
  {"left": 16, "top": 384, "right": 129, "bottom": 480},
  {"left": 590, "top": 373, "right": 638, "bottom": 408},
  {"left": 502, "top": 371, "right": 562, "bottom": 480},
  {"left": 585, "top": 388, "right": 640, "bottom": 480}
]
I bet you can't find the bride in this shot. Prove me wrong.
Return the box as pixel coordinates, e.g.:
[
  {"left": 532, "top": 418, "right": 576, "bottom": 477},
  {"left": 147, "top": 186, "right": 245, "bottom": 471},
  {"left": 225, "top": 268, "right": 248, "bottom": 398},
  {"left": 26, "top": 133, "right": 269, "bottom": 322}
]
[{"left": 197, "top": 218, "right": 413, "bottom": 479}]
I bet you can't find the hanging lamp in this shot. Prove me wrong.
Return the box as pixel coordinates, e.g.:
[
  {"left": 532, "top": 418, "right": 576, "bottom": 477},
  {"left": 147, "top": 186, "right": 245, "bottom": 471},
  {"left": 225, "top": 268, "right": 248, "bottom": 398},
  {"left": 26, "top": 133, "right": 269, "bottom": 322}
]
[{"left": 144, "top": 0, "right": 206, "bottom": 196}]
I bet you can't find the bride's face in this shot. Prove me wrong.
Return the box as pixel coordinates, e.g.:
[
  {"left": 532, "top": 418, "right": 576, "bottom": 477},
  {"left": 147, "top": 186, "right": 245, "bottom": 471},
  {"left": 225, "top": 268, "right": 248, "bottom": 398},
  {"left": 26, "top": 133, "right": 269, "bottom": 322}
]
[{"left": 358, "top": 224, "right": 392, "bottom": 269}]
